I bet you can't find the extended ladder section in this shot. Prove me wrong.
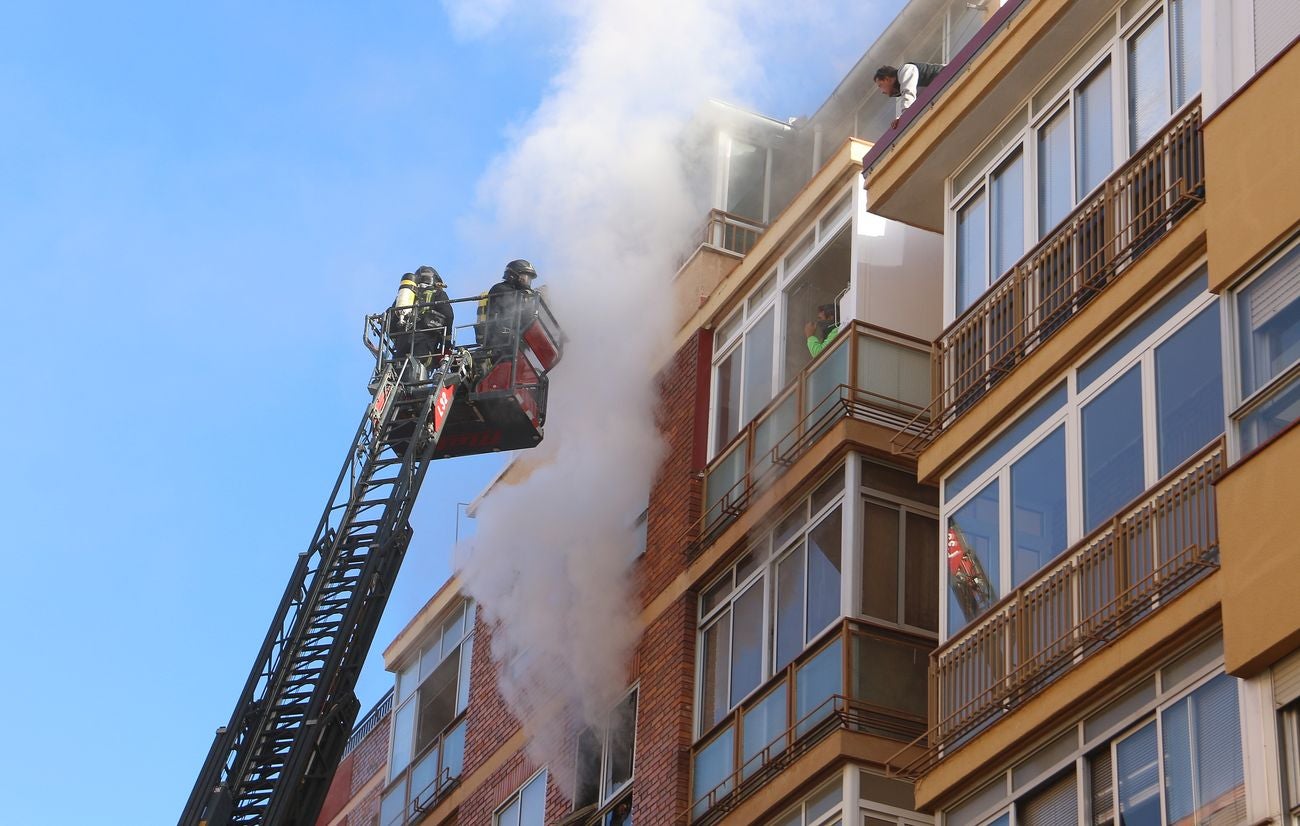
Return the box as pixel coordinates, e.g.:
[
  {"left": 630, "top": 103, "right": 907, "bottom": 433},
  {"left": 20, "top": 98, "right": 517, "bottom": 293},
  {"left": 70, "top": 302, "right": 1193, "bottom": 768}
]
[{"left": 180, "top": 293, "right": 562, "bottom": 826}]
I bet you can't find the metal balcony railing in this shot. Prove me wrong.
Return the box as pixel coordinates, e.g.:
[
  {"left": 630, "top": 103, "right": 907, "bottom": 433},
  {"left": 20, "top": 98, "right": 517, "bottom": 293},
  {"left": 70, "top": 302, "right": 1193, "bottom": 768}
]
[
  {"left": 893, "top": 102, "right": 1205, "bottom": 456},
  {"left": 688, "top": 323, "right": 930, "bottom": 558},
  {"left": 343, "top": 688, "right": 394, "bottom": 757},
  {"left": 676, "top": 209, "right": 766, "bottom": 272},
  {"left": 888, "top": 438, "right": 1224, "bottom": 780},
  {"left": 690, "top": 619, "right": 930, "bottom": 824}
]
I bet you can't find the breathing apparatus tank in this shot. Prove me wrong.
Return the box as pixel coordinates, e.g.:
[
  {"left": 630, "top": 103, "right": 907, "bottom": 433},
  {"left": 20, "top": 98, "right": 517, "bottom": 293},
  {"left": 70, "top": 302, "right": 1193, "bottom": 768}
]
[{"left": 393, "top": 272, "right": 417, "bottom": 327}]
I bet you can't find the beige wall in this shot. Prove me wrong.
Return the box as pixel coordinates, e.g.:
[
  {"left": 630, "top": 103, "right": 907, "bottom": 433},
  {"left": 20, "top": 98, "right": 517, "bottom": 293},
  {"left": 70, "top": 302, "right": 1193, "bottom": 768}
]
[
  {"left": 1218, "top": 422, "right": 1300, "bottom": 676},
  {"left": 1204, "top": 41, "right": 1300, "bottom": 292}
]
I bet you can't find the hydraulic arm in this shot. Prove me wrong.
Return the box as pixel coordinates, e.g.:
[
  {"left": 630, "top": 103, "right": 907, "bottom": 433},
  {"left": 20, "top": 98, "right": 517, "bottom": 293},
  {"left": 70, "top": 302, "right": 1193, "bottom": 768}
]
[{"left": 180, "top": 293, "right": 562, "bottom": 826}]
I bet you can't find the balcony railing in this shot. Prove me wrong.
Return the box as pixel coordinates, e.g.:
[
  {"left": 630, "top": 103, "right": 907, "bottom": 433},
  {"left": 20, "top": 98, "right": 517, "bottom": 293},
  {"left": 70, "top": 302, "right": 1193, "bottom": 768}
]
[
  {"left": 343, "top": 688, "right": 394, "bottom": 757},
  {"left": 689, "top": 323, "right": 930, "bottom": 558},
  {"left": 690, "top": 619, "right": 930, "bottom": 824},
  {"left": 893, "top": 102, "right": 1205, "bottom": 456},
  {"left": 676, "top": 209, "right": 766, "bottom": 272},
  {"left": 888, "top": 438, "right": 1224, "bottom": 780}
]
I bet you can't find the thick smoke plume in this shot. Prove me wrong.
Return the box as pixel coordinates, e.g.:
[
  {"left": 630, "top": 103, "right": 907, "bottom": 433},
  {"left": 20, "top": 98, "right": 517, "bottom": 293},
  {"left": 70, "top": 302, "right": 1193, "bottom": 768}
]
[{"left": 453, "top": 0, "right": 756, "bottom": 790}]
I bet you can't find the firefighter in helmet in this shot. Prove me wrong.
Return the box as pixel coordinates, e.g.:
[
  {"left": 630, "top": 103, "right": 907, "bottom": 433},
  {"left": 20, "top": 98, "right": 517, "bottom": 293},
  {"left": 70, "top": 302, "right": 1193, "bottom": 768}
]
[
  {"left": 391, "top": 265, "right": 453, "bottom": 367},
  {"left": 478, "top": 259, "right": 537, "bottom": 357}
]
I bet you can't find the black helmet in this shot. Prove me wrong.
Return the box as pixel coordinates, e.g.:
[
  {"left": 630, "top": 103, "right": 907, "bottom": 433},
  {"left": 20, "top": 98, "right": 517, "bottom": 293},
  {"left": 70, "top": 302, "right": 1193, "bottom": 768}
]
[
  {"left": 504, "top": 259, "right": 537, "bottom": 286},
  {"left": 414, "top": 265, "right": 441, "bottom": 288}
]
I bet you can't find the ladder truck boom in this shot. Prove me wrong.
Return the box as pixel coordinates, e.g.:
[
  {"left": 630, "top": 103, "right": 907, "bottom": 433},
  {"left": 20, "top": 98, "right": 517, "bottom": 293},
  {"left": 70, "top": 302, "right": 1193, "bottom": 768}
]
[{"left": 180, "top": 292, "right": 563, "bottom": 826}]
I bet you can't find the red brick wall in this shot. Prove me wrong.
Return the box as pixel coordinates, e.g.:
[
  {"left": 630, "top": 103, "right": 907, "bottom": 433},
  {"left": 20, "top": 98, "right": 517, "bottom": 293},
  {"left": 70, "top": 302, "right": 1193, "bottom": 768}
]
[
  {"left": 641, "top": 330, "right": 708, "bottom": 607},
  {"left": 463, "top": 611, "right": 524, "bottom": 779},
  {"left": 313, "top": 706, "right": 391, "bottom": 826},
  {"left": 630, "top": 595, "right": 697, "bottom": 824}
]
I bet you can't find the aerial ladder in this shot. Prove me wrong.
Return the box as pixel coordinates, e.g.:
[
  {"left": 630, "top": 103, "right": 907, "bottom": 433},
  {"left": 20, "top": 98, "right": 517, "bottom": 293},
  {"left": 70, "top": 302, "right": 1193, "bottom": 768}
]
[{"left": 179, "top": 289, "right": 563, "bottom": 826}]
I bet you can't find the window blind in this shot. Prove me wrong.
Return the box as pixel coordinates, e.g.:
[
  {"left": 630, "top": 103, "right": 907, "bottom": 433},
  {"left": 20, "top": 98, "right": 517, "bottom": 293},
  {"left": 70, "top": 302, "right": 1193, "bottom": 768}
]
[
  {"left": 1020, "top": 771, "right": 1078, "bottom": 826},
  {"left": 1255, "top": 0, "right": 1300, "bottom": 71}
]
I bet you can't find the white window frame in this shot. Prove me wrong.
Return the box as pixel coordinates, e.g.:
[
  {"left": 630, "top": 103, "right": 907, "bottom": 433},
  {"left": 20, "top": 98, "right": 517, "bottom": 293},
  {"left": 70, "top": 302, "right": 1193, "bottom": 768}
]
[
  {"left": 717, "top": 132, "right": 773, "bottom": 223},
  {"left": 707, "top": 185, "right": 857, "bottom": 459},
  {"left": 495, "top": 768, "right": 549, "bottom": 826},
  {"left": 695, "top": 470, "right": 847, "bottom": 736},
  {"left": 939, "top": 266, "right": 1219, "bottom": 639},
  {"left": 1226, "top": 235, "right": 1300, "bottom": 460},
  {"left": 857, "top": 480, "right": 942, "bottom": 636},
  {"left": 573, "top": 685, "right": 640, "bottom": 811},
  {"left": 944, "top": 0, "right": 1201, "bottom": 324}
]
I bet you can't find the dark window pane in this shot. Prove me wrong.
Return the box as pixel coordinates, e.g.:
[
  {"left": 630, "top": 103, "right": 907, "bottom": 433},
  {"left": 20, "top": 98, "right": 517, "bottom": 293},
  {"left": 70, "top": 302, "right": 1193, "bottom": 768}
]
[
  {"left": 806, "top": 507, "right": 843, "bottom": 639},
  {"left": 775, "top": 545, "right": 805, "bottom": 670},
  {"left": 604, "top": 691, "right": 637, "bottom": 800},
  {"left": 1116, "top": 722, "right": 1161, "bottom": 826},
  {"left": 862, "top": 501, "right": 900, "bottom": 624},
  {"left": 992, "top": 150, "right": 1025, "bottom": 277},
  {"left": 957, "top": 191, "right": 988, "bottom": 312},
  {"left": 701, "top": 614, "right": 731, "bottom": 730},
  {"left": 1019, "top": 770, "right": 1078, "bottom": 826},
  {"left": 741, "top": 683, "right": 788, "bottom": 779},
  {"left": 1083, "top": 366, "right": 1145, "bottom": 531},
  {"left": 1011, "top": 427, "right": 1069, "bottom": 585},
  {"left": 947, "top": 481, "right": 1000, "bottom": 636},
  {"left": 691, "top": 727, "right": 735, "bottom": 819},
  {"left": 574, "top": 728, "right": 600, "bottom": 808},
  {"left": 416, "top": 648, "right": 460, "bottom": 753},
  {"left": 743, "top": 308, "right": 775, "bottom": 424},
  {"left": 715, "top": 348, "right": 741, "bottom": 450},
  {"left": 1163, "top": 673, "right": 1245, "bottom": 824},
  {"left": 1076, "top": 61, "right": 1114, "bottom": 197},
  {"left": 851, "top": 633, "right": 927, "bottom": 718},
  {"left": 1038, "top": 108, "right": 1071, "bottom": 236},
  {"left": 1155, "top": 304, "right": 1223, "bottom": 474},
  {"left": 796, "top": 638, "right": 843, "bottom": 736},
  {"left": 904, "top": 511, "right": 940, "bottom": 632},
  {"left": 730, "top": 582, "right": 764, "bottom": 707}
]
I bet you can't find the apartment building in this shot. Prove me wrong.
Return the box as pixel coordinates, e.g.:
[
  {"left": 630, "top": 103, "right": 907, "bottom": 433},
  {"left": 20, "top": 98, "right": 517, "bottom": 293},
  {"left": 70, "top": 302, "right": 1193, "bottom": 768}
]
[{"left": 861, "top": 0, "right": 1300, "bottom": 824}]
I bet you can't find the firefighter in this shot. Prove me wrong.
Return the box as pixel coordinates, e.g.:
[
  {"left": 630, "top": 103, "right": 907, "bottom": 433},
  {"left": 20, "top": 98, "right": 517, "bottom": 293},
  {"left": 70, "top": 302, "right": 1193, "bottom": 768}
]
[
  {"left": 482, "top": 259, "right": 537, "bottom": 357},
  {"left": 391, "top": 266, "right": 452, "bottom": 368}
]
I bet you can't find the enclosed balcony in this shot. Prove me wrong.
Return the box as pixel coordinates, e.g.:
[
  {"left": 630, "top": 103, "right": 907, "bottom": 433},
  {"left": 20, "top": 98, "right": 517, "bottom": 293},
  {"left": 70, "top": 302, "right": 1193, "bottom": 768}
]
[
  {"left": 889, "top": 438, "right": 1224, "bottom": 779},
  {"left": 893, "top": 103, "right": 1205, "bottom": 456},
  {"left": 690, "top": 618, "right": 930, "bottom": 824},
  {"left": 691, "top": 323, "right": 931, "bottom": 557}
]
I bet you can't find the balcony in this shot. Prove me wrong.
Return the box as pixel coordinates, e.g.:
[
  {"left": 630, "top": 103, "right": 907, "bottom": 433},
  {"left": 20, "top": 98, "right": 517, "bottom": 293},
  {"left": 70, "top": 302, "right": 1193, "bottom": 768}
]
[
  {"left": 690, "top": 619, "right": 930, "bottom": 824},
  {"left": 889, "top": 438, "right": 1224, "bottom": 779},
  {"left": 343, "top": 688, "right": 393, "bottom": 757},
  {"left": 893, "top": 103, "right": 1205, "bottom": 457},
  {"left": 690, "top": 323, "right": 930, "bottom": 558}
]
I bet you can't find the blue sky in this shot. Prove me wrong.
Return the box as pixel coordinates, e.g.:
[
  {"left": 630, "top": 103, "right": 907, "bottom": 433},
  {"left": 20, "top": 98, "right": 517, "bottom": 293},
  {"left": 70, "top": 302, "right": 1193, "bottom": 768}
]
[{"left": 0, "top": 2, "right": 901, "bottom": 821}]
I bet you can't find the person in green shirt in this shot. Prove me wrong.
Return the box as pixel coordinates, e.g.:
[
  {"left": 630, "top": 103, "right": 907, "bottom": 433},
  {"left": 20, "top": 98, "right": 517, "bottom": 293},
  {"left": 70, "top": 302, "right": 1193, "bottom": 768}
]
[{"left": 804, "top": 303, "right": 839, "bottom": 357}]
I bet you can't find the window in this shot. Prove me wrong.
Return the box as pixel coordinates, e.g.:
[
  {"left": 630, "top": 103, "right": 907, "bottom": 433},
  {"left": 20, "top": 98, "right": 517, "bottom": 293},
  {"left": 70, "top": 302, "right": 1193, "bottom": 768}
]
[
  {"left": 947, "top": 1, "right": 1201, "bottom": 320},
  {"left": 942, "top": 274, "right": 1222, "bottom": 636},
  {"left": 381, "top": 599, "right": 475, "bottom": 826},
  {"left": 698, "top": 477, "right": 845, "bottom": 731},
  {"left": 574, "top": 688, "right": 637, "bottom": 819},
  {"left": 1232, "top": 241, "right": 1300, "bottom": 452},
  {"left": 708, "top": 187, "right": 856, "bottom": 458},
  {"left": 496, "top": 769, "right": 547, "bottom": 826},
  {"left": 1088, "top": 673, "right": 1245, "bottom": 825},
  {"left": 723, "top": 135, "right": 769, "bottom": 223},
  {"left": 862, "top": 497, "right": 940, "bottom": 633},
  {"left": 767, "top": 778, "right": 843, "bottom": 826},
  {"left": 1280, "top": 701, "right": 1300, "bottom": 825}
]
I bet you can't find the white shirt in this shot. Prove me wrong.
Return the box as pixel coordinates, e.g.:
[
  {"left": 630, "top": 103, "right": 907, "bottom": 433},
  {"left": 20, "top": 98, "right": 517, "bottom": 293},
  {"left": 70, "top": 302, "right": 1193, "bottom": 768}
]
[{"left": 895, "top": 63, "right": 920, "bottom": 116}]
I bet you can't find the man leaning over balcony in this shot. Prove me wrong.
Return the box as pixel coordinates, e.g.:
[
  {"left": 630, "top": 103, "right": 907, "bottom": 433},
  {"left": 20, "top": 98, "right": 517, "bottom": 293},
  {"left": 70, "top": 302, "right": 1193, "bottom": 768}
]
[
  {"left": 874, "top": 62, "right": 944, "bottom": 129},
  {"left": 805, "top": 304, "right": 840, "bottom": 357}
]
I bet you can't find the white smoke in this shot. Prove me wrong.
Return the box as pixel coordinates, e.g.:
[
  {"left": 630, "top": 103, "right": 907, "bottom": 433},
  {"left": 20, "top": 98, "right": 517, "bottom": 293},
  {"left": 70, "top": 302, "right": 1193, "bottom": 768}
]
[
  {"left": 449, "top": 0, "right": 895, "bottom": 793},
  {"left": 452, "top": 0, "right": 757, "bottom": 790}
]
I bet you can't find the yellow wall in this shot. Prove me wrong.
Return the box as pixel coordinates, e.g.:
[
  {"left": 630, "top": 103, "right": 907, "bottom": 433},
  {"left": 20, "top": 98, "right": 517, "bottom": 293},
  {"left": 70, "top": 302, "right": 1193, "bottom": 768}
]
[
  {"left": 1204, "top": 42, "right": 1300, "bottom": 292},
  {"left": 1218, "top": 422, "right": 1300, "bottom": 676}
]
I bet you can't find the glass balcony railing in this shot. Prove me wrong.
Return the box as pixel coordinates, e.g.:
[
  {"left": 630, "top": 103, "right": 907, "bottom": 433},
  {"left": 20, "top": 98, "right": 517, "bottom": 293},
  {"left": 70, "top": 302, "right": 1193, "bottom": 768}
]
[
  {"left": 691, "top": 323, "right": 930, "bottom": 557},
  {"left": 894, "top": 102, "right": 1205, "bottom": 456},
  {"left": 888, "top": 438, "right": 1224, "bottom": 780},
  {"left": 690, "top": 619, "right": 930, "bottom": 824}
]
